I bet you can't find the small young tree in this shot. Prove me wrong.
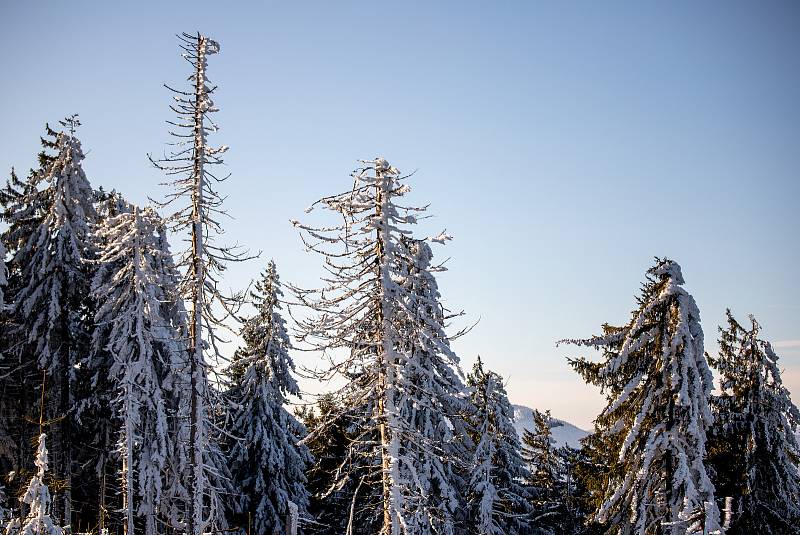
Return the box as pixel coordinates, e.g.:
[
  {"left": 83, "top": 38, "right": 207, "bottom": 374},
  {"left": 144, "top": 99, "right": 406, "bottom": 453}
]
[
  {"left": 563, "top": 258, "right": 722, "bottom": 535},
  {"left": 150, "top": 33, "right": 247, "bottom": 535},
  {"left": 707, "top": 311, "right": 800, "bottom": 534},
  {"left": 465, "top": 358, "right": 531, "bottom": 535},
  {"left": 225, "top": 261, "right": 311, "bottom": 535},
  {"left": 5, "top": 434, "right": 62, "bottom": 535},
  {"left": 91, "top": 205, "right": 175, "bottom": 535}
]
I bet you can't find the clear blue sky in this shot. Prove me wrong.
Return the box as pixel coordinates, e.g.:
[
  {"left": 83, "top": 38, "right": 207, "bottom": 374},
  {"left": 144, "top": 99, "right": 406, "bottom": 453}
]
[{"left": 2, "top": 1, "right": 799, "bottom": 428}]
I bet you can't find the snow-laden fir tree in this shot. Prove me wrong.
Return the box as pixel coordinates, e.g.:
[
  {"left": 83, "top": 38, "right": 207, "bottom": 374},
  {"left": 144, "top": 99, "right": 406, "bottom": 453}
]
[
  {"left": 0, "top": 127, "right": 61, "bottom": 505},
  {"left": 291, "top": 158, "right": 469, "bottom": 535},
  {"left": 521, "top": 409, "right": 563, "bottom": 534},
  {"left": 150, "top": 33, "right": 246, "bottom": 535},
  {"left": 224, "top": 261, "right": 311, "bottom": 535},
  {"left": 465, "top": 357, "right": 531, "bottom": 535},
  {"left": 91, "top": 205, "right": 176, "bottom": 535},
  {"left": 9, "top": 117, "right": 97, "bottom": 526},
  {"left": 707, "top": 311, "right": 800, "bottom": 535},
  {"left": 563, "top": 258, "right": 722, "bottom": 535},
  {"left": 150, "top": 214, "right": 193, "bottom": 531},
  {"left": 4, "top": 434, "right": 62, "bottom": 535}
]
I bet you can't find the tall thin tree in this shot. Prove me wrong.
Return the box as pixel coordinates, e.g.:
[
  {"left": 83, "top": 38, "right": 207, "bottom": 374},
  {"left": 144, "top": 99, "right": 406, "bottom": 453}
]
[{"left": 150, "top": 32, "right": 248, "bottom": 535}]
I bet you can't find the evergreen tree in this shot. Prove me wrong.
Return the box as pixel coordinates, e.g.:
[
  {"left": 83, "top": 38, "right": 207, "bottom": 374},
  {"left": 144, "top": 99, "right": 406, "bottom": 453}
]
[
  {"left": 707, "top": 311, "right": 800, "bottom": 534},
  {"left": 297, "top": 394, "right": 365, "bottom": 535},
  {"left": 465, "top": 358, "right": 532, "bottom": 535},
  {"left": 563, "top": 258, "right": 722, "bottom": 535},
  {"left": 4, "top": 434, "right": 62, "bottom": 535},
  {"left": 521, "top": 409, "right": 563, "bottom": 534},
  {"left": 292, "top": 158, "right": 469, "bottom": 534},
  {"left": 150, "top": 33, "right": 245, "bottom": 535},
  {"left": 554, "top": 444, "right": 597, "bottom": 535},
  {"left": 0, "top": 126, "right": 60, "bottom": 493},
  {"left": 570, "top": 432, "right": 613, "bottom": 535},
  {"left": 8, "top": 116, "right": 97, "bottom": 526},
  {"left": 91, "top": 205, "right": 175, "bottom": 535},
  {"left": 225, "top": 261, "right": 311, "bottom": 535}
]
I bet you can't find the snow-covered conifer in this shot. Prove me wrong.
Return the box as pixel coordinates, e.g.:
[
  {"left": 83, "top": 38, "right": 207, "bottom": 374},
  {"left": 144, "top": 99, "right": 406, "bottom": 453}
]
[
  {"left": 465, "top": 358, "right": 531, "bottom": 535},
  {"left": 707, "top": 311, "right": 800, "bottom": 534},
  {"left": 150, "top": 33, "right": 246, "bottom": 535},
  {"left": 0, "top": 129, "right": 61, "bottom": 508},
  {"left": 9, "top": 116, "right": 97, "bottom": 526},
  {"left": 6, "top": 435, "right": 62, "bottom": 535},
  {"left": 91, "top": 205, "right": 175, "bottom": 535},
  {"left": 292, "top": 159, "right": 469, "bottom": 534},
  {"left": 225, "top": 261, "right": 311, "bottom": 535},
  {"left": 521, "top": 409, "right": 564, "bottom": 533},
  {"left": 563, "top": 258, "right": 722, "bottom": 535}
]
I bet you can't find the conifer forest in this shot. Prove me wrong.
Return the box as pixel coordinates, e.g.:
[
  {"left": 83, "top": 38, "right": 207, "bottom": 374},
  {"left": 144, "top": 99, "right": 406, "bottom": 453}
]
[{"left": 1, "top": 20, "right": 799, "bottom": 535}]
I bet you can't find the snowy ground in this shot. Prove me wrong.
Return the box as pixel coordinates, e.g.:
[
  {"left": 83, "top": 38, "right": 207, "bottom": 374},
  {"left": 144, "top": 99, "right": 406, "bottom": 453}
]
[{"left": 512, "top": 404, "right": 589, "bottom": 448}]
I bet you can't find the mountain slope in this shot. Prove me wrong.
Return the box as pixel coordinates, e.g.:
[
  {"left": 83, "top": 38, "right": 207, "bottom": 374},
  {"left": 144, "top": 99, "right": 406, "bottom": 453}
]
[{"left": 512, "top": 404, "right": 589, "bottom": 449}]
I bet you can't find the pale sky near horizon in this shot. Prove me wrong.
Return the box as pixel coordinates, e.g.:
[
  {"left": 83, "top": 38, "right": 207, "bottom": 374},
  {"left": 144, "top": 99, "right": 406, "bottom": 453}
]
[{"left": 1, "top": 1, "right": 799, "bottom": 429}]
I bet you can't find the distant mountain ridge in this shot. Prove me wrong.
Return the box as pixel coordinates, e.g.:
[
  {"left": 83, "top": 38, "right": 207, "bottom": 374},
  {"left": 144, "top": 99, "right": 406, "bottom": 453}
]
[{"left": 512, "top": 404, "right": 589, "bottom": 449}]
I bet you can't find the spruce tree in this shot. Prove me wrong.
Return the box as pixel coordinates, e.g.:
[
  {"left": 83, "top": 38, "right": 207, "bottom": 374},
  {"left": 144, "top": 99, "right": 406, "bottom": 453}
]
[
  {"left": 0, "top": 127, "right": 60, "bottom": 493},
  {"left": 707, "top": 311, "right": 800, "bottom": 534},
  {"left": 224, "top": 261, "right": 311, "bottom": 535},
  {"left": 91, "top": 205, "right": 176, "bottom": 535},
  {"left": 563, "top": 258, "right": 722, "bottom": 535},
  {"left": 465, "top": 358, "right": 532, "bottom": 535},
  {"left": 292, "top": 158, "right": 469, "bottom": 534},
  {"left": 8, "top": 117, "right": 97, "bottom": 527},
  {"left": 521, "top": 409, "right": 564, "bottom": 534}
]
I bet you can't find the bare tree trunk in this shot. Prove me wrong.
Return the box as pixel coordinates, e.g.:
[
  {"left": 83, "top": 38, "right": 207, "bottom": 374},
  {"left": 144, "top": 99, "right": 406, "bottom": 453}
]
[
  {"left": 374, "top": 165, "right": 393, "bottom": 534},
  {"left": 187, "top": 32, "right": 209, "bottom": 535}
]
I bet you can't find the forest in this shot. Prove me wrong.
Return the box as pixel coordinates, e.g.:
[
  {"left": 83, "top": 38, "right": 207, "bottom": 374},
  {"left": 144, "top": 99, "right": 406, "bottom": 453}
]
[{"left": 0, "top": 32, "right": 798, "bottom": 535}]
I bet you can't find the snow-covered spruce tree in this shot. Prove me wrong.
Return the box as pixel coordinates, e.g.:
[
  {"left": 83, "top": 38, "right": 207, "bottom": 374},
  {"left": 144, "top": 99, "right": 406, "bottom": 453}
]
[
  {"left": 91, "top": 205, "right": 176, "bottom": 535},
  {"left": 521, "top": 409, "right": 565, "bottom": 534},
  {"left": 563, "top": 258, "right": 722, "bottom": 535},
  {"left": 465, "top": 357, "right": 531, "bottom": 535},
  {"left": 9, "top": 116, "right": 97, "bottom": 527},
  {"left": 291, "top": 158, "right": 468, "bottom": 534},
  {"left": 0, "top": 128, "right": 61, "bottom": 493},
  {"left": 224, "top": 261, "right": 311, "bottom": 535},
  {"left": 707, "top": 311, "right": 800, "bottom": 534},
  {"left": 150, "top": 32, "right": 246, "bottom": 535},
  {"left": 151, "top": 214, "right": 193, "bottom": 532},
  {"left": 5, "top": 434, "right": 62, "bottom": 535}
]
